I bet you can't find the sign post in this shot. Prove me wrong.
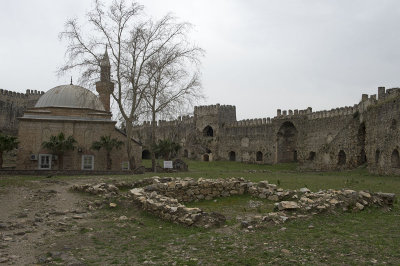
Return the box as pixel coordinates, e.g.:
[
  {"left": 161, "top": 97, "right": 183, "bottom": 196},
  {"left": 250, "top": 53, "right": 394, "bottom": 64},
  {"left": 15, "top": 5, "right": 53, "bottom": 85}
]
[{"left": 163, "top": 161, "right": 173, "bottom": 169}]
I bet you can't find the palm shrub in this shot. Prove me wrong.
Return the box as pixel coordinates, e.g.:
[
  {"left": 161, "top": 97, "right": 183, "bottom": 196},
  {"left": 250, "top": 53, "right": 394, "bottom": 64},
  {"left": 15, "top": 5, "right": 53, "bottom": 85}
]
[
  {"left": 91, "top": 135, "right": 124, "bottom": 170},
  {"left": 152, "top": 139, "right": 181, "bottom": 160},
  {"left": 0, "top": 133, "right": 18, "bottom": 169},
  {"left": 42, "top": 132, "right": 76, "bottom": 170}
]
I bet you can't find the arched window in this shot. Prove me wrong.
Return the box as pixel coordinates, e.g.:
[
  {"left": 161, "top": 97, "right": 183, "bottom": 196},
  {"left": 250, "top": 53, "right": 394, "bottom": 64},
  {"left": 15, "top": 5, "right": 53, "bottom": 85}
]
[
  {"left": 338, "top": 150, "right": 346, "bottom": 166},
  {"left": 391, "top": 149, "right": 400, "bottom": 168},
  {"left": 142, "top": 150, "right": 151, "bottom": 159},
  {"left": 229, "top": 151, "right": 236, "bottom": 161},
  {"left": 203, "top": 126, "right": 214, "bottom": 137},
  {"left": 308, "top": 151, "right": 316, "bottom": 161},
  {"left": 256, "top": 151, "right": 263, "bottom": 162}
]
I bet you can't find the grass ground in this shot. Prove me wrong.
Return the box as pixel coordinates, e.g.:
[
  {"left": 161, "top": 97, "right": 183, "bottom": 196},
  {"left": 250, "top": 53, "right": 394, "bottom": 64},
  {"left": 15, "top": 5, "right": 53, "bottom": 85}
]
[{"left": 1, "top": 160, "right": 400, "bottom": 265}]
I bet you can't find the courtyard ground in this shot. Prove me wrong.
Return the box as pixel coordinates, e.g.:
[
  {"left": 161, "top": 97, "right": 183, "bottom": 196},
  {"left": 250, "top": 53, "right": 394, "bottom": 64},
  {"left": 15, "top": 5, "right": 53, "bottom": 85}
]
[{"left": 0, "top": 161, "right": 399, "bottom": 265}]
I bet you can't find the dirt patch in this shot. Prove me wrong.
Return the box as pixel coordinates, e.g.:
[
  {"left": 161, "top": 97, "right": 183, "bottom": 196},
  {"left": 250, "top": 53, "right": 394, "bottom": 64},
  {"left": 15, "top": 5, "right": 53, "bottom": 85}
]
[{"left": 0, "top": 179, "right": 90, "bottom": 265}]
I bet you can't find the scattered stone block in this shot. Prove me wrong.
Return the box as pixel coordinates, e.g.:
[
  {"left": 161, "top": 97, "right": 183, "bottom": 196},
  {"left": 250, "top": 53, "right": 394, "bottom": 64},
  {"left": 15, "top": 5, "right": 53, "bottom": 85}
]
[{"left": 276, "top": 201, "right": 299, "bottom": 211}]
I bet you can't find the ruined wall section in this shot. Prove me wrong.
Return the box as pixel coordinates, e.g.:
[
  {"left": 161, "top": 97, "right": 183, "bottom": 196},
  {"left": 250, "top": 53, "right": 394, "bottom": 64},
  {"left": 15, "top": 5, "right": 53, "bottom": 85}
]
[
  {"left": 194, "top": 104, "right": 236, "bottom": 134},
  {"left": 188, "top": 104, "right": 236, "bottom": 160},
  {"left": 219, "top": 98, "right": 371, "bottom": 167},
  {"left": 131, "top": 86, "right": 400, "bottom": 175},
  {"left": 365, "top": 87, "right": 400, "bottom": 175},
  {"left": 131, "top": 115, "right": 198, "bottom": 157},
  {"left": 0, "top": 89, "right": 44, "bottom": 135},
  {"left": 132, "top": 104, "right": 237, "bottom": 160},
  {"left": 304, "top": 93, "right": 378, "bottom": 171},
  {"left": 219, "top": 121, "right": 275, "bottom": 163}
]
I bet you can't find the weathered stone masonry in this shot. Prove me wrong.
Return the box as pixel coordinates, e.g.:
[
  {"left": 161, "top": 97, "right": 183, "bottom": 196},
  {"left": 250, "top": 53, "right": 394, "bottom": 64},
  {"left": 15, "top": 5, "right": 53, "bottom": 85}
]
[
  {"left": 132, "top": 87, "right": 400, "bottom": 175},
  {"left": 0, "top": 89, "right": 44, "bottom": 135},
  {"left": 72, "top": 177, "right": 396, "bottom": 228},
  {"left": 3, "top": 85, "right": 400, "bottom": 174}
]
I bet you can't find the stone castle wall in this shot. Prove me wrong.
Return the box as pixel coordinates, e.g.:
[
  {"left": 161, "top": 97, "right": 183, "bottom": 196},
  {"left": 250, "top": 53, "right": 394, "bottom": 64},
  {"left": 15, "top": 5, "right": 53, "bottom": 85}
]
[
  {"left": 0, "top": 89, "right": 44, "bottom": 135},
  {"left": 132, "top": 86, "right": 400, "bottom": 175},
  {"left": 4, "top": 85, "right": 400, "bottom": 175}
]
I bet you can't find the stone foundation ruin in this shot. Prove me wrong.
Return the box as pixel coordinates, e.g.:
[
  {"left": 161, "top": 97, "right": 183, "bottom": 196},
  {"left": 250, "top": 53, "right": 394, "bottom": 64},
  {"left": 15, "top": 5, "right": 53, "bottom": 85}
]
[{"left": 72, "top": 177, "right": 395, "bottom": 229}]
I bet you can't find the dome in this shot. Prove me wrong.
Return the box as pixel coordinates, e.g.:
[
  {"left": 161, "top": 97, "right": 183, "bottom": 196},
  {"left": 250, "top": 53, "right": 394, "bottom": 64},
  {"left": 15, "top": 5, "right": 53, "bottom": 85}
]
[{"left": 35, "top": 85, "right": 105, "bottom": 111}]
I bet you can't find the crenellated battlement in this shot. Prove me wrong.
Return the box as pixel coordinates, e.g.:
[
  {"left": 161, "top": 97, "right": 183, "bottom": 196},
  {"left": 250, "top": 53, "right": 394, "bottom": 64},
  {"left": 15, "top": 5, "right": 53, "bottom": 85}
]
[
  {"left": 307, "top": 105, "right": 358, "bottom": 120},
  {"left": 0, "top": 88, "right": 46, "bottom": 135},
  {"left": 275, "top": 107, "right": 313, "bottom": 118},
  {"left": 136, "top": 115, "right": 195, "bottom": 129},
  {"left": 376, "top": 86, "right": 400, "bottom": 102},
  {"left": 274, "top": 104, "right": 358, "bottom": 120},
  {"left": 224, "top": 117, "right": 274, "bottom": 128},
  {"left": 0, "top": 89, "right": 45, "bottom": 98},
  {"left": 194, "top": 104, "right": 236, "bottom": 116},
  {"left": 271, "top": 87, "right": 392, "bottom": 121}
]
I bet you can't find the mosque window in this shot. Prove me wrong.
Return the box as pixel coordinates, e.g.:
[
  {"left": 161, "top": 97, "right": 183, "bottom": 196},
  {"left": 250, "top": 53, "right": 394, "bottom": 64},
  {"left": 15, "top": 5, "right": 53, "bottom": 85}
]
[
  {"left": 121, "top": 161, "right": 130, "bottom": 170},
  {"left": 38, "top": 154, "right": 52, "bottom": 170},
  {"left": 82, "top": 155, "right": 94, "bottom": 170}
]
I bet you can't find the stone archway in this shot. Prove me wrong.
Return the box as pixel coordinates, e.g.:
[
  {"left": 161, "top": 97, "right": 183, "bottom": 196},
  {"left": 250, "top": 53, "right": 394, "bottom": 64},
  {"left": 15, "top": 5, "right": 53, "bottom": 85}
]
[
  {"left": 256, "top": 151, "right": 263, "bottom": 162},
  {"left": 203, "top": 154, "right": 209, "bottom": 162},
  {"left": 391, "top": 149, "right": 400, "bottom": 168},
  {"left": 203, "top": 126, "right": 214, "bottom": 137},
  {"left": 142, "top": 150, "right": 151, "bottom": 159},
  {"left": 277, "top": 121, "right": 298, "bottom": 163},
  {"left": 338, "top": 150, "right": 346, "bottom": 166},
  {"left": 229, "top": 151, "right": 236, "bottom": 161}
]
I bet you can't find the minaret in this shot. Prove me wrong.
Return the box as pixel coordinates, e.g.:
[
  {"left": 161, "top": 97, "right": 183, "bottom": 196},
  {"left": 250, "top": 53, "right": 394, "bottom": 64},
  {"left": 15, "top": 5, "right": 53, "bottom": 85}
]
[{"left": 96, "top": 46, "right": 114, "bottom": 112}]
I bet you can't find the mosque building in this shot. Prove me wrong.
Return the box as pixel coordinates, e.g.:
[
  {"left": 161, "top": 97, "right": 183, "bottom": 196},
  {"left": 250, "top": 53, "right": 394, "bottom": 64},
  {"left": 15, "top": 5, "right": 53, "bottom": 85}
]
[{"left": 16, "top": 49, "right": 141, "bottom": 171}]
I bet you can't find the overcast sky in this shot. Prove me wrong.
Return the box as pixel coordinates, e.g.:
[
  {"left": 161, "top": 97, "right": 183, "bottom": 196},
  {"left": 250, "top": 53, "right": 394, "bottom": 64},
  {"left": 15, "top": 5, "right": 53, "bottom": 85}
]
[{"left": 1, "top": 0, "right": 400, "bottom": 120}]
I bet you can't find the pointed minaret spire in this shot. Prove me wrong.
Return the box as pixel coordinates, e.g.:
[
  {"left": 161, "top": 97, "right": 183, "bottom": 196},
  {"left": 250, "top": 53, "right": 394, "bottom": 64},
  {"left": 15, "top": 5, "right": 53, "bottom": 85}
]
[
  {"left": 70, "top": 76, "right": 73, "bottom": 85},
  {"left": 100, "top": 45, "right": 111, "bottom": 68},
  {"left": 100, "top": 45, "right": 111, "bottom": 81},
  {"left": 96, "top": 44, "right": 114, "bottom": 112}
]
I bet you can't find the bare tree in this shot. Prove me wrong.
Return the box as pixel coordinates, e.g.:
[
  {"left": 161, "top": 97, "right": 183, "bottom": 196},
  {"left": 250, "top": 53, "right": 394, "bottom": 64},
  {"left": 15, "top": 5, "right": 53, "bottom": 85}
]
[
  {"left": 59, "top": 0, "right": 203, "bottom": 169},
  {"left": 143, "top": 33, "right": 203, "bottom": 171}
]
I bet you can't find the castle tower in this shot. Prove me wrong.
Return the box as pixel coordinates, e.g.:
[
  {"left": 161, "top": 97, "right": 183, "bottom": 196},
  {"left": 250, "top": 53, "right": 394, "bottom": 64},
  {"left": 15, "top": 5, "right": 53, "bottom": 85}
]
[{"left": 96, "top": 46, "right": 114, "bottom": 112}]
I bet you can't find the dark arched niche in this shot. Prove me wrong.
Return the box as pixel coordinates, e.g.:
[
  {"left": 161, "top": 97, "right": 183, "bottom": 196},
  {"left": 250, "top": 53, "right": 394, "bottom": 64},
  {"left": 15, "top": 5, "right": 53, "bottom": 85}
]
[
  {"left": 391, "top": 149, "right": 400, "bottom": 168},
  {"left": 229, "top": 151, "right": 236, "bottom": 161},
  {"left": 256, "top": 151, "right": 263, "bottom": 162},
  {"left": 277, "top": 121, "right": 298, "bottom": 163},
  {"left": 338, "top": 150, "right": 346, "bottom": 166},
  {"left": 142, "top": 150, "right": 151, "bottom": 159},
  {"left": 203, "top": 126, "right": 214, "bottom": 137}
]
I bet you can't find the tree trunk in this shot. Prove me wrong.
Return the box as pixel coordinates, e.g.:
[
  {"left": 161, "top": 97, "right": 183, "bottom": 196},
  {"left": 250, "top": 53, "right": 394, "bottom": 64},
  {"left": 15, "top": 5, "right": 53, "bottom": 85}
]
[
  {"left": 125, "top": 121, "right": 136, "bottom": 171},
  {"left": 151, "top": 112, "right": 157, "bottom": 172},
  {"left": 106, "top": 152, "right": 112, "bottom": 170},
  {"left": 58, "top": 154, "right": 63, "bottom": 170},
  {"left": 0, "top": 151, "right": 3, "bottom": 169}
]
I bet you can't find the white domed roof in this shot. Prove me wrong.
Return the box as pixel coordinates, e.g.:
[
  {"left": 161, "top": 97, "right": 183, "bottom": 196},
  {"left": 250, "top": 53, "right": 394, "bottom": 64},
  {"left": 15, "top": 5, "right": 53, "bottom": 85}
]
[{"left": 35, "top": 85, "right": 105, "bottom": 111}]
